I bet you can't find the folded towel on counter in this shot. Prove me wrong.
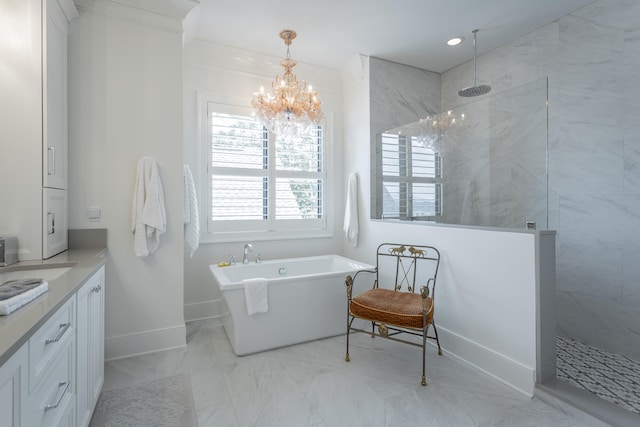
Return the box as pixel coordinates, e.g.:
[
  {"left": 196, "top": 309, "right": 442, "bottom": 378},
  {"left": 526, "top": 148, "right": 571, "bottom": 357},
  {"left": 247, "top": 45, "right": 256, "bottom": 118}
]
[
  {"left": 243, "top": 278, "right": 269, "bottom": 315},
  {"left": 0, "top": 279, "right": 48, "bottom": 315},
  {"left": 0, "top": 278, "right": 44, "bottom": 300}
]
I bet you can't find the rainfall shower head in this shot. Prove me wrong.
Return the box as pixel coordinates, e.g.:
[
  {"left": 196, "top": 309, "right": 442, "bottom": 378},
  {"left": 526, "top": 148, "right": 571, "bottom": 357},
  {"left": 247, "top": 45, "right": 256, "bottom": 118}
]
[
  {"left": 458, "top": 29, "right": 491, "bottom": 98},
  {"left": 458, "top": 84, "right": 491, "bottom": 97}
]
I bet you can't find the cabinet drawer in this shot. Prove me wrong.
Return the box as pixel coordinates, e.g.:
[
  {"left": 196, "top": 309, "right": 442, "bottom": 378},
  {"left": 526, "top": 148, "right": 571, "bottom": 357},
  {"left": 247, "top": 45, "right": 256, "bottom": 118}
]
[
  {"left": 29, "top": 297, "right": 75, "bottom": 392},
  {"left": 27, "top": 338, "right": 75, "bottom": 427}
]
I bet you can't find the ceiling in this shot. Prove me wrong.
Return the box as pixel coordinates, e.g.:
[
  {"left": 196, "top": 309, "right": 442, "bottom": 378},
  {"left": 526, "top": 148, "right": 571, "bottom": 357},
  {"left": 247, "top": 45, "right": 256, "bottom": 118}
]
[{"left": 190, "top": 0, "right": 595, "bottom": 73}]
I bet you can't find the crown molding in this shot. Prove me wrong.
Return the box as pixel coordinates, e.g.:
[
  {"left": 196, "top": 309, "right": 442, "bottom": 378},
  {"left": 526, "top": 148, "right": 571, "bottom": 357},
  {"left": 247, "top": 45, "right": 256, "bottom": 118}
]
[
  {"left": 73, "top": 0, "right": 199, "bottom": 33},
  {"left": 57, "top": 0, "right": 80, "bottom": 21}
]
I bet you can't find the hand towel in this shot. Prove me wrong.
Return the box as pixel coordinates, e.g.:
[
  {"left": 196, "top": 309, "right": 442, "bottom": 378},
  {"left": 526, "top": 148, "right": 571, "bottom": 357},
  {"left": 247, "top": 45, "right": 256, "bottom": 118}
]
[
  {"left": 0, "top": 281, "right": 48, "bottom": 315},
  {"left": 132, "top": 157, "right": 167, "bottom": 257},
  {"left": 243, "top": 278, "right": 269, "bottom": 315},
  {"left": 343, "top": 173, "right": 359, "bottom": 247},
  {"left": 183, "top": 165, "right": 200, "bottom": 257}
]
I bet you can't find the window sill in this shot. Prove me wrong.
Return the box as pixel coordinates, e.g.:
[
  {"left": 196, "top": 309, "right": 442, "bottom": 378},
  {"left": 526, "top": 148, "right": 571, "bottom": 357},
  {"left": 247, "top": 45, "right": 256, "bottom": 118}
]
[{"left": 200, "top": 229, "right": 334, "bottom": 244}]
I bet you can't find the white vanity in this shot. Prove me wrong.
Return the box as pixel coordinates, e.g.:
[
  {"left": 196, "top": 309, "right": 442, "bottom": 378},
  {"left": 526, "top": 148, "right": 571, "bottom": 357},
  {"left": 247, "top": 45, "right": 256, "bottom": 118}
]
[{"left": 0, "top": 249, "right": 106, "bottom": 427}]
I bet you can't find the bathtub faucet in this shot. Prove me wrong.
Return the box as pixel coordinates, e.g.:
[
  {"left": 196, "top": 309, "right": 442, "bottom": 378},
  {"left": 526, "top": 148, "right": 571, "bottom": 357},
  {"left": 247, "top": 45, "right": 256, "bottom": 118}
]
[{"left": 243, "top": 243, "right": 254, "bottom": 264}]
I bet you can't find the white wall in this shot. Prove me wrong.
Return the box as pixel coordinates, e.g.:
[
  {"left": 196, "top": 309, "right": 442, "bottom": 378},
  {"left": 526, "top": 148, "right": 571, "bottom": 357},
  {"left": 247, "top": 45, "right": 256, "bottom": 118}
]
[
  {"left": 183, "top": 40, "right": 345, "bottom": 321},
  {"left": 342, "top": 55, "right": 540, "bottom": 395},
  {"left": 68, "top": 0, "right": 193, "bottom": 359}
]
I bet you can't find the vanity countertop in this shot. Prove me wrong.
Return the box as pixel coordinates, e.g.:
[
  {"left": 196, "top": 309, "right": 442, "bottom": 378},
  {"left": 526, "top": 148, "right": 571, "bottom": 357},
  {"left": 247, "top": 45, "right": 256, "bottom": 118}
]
[{"left": 0, "top": 248, "right": 107, "bottom": 366}]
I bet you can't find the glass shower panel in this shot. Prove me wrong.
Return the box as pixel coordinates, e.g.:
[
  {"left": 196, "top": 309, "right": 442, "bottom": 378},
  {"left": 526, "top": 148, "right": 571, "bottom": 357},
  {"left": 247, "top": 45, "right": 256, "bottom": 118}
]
[{"left": 374, "top": 78, "right": 548, "bottom": 230}]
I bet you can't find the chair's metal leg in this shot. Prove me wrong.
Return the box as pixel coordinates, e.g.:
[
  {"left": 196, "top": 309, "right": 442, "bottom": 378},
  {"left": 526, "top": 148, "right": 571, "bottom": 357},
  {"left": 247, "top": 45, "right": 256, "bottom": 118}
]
[
  {"left": 421, "top": 327, "right": 427, "bottom": 386},
  {"left": 371, "top": 321, "right": 376, "bottom": 338},
  {"left": 431, "top": 321, "right": 443, "bottom": 356},
  {"left": 345, "top": 320, "right": 351, "bottom": 362},
  {"left": 345, "top": 275, "right": 352, "bottom": 362}
]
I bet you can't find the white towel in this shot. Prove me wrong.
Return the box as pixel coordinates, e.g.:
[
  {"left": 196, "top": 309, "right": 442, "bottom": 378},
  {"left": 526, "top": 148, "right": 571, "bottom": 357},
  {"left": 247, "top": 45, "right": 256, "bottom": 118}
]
[
  {"left": 0, "top": 282, "right": 48, "bottom": 316},
  {"left": 343, "top": 173, "right": 359, "bottom": 247},
  {"left": 243, "top": 278, "right": 268, "bottom": 315},
  {"left": 183, "top": 165, "right": 200, "bottom": 257},
  {"left": 131, "top": 157, "right": 166, "bottom": 257}
]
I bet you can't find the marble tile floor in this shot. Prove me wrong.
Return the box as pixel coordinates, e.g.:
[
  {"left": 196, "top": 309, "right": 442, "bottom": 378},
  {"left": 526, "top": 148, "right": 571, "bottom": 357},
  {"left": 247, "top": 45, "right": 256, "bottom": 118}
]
[
  {"left": 557, "top": 336, "right": 640, "bottom": 414},
  {"left": 98, "top": 319, "right": 612, "bottom": 426}
]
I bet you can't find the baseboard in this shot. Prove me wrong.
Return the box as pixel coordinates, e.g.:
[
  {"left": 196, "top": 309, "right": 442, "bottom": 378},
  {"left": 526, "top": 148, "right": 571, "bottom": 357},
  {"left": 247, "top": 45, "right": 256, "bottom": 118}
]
[
  {"left": 105, "top": 324, "right": 187, "bottom": 360},
  {"left": 438, "top": 326, "right": 536, "bottom": 396},
  {"left": 183, "top": 298, "right": 226, "bottom": 322}
]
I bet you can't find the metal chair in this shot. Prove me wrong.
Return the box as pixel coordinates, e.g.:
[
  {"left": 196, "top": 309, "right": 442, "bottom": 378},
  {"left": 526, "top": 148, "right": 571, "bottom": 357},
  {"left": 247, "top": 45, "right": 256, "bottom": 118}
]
[{"left": 345, "top": 243, "right": 442, "bottom": 386}]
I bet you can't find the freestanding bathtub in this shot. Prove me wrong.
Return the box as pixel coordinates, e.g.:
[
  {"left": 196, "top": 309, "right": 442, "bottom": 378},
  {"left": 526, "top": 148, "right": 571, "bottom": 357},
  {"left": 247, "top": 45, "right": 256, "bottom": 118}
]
[{"left": 209, "top": 254, "right": 375, "bottom": 355}]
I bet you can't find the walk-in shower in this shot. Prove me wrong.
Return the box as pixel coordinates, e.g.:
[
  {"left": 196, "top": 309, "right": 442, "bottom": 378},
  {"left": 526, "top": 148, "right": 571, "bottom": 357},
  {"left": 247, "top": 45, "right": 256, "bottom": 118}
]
[{"left": 374, "top": 76, "right": 640, "bottom": 422}]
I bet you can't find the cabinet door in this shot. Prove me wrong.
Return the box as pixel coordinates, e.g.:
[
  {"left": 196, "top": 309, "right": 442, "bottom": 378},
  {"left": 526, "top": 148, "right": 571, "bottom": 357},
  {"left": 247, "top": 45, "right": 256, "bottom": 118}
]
[
  {"left": 43, "top": 0, "right": 69, "bottom": 190},
  {"left": 76, "top": 266, "right": 105, "bottom": 427},
  {"left": 0, "top": 0, "right": 44, "bottom": 262},
  {"left": 43, "top": 188, "right": 68, "bottom": 259},
  {"left": 89, "top": 267, "right": 105, "bottom": 407},
  {"left": 0, "top": 345, "right": 28, "bottom": 427}
]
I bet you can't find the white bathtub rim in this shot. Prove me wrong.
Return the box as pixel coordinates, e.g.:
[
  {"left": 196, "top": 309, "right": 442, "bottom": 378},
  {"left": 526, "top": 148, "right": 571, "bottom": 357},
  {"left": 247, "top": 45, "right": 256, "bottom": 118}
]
[{"left": 209, "top": 254, "right": 375, "bottom": 291}]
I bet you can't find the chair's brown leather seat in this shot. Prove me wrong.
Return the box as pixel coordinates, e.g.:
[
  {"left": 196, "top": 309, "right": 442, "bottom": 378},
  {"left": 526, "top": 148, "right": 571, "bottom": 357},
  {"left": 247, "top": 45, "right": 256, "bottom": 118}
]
[{"left": 350, "top": 288, "right": 433, "bottom": 329}]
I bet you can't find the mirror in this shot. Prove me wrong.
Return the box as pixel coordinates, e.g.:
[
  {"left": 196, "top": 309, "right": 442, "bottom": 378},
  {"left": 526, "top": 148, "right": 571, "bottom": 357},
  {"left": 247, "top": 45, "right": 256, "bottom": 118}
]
[{"left": 372, "top": 78, "right": 548, "bottom": 230}]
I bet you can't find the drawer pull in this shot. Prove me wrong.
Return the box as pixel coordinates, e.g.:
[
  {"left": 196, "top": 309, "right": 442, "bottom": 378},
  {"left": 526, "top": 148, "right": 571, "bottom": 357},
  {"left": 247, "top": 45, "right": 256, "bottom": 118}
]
[
  {"left": 44, "top": 381, "right": 69, "bottom": 412},
  {"left": 45, "top": 322, "right": 71, "bottom": 345},
  {"left": 91, "top": 285, "right": 101, "bottom": 293},
  {"left": 47, "top": 146, "right": 56, "bottom": 176},
  {"left": 47, "top": 212, "right": 55, "bottom": 235}
]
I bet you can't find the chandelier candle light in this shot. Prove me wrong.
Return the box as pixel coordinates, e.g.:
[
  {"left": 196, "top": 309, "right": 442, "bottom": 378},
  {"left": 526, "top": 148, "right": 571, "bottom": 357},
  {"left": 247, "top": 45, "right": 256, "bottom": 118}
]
[{"left": 252, "top": 30, "right": 323, "bottom": 139}]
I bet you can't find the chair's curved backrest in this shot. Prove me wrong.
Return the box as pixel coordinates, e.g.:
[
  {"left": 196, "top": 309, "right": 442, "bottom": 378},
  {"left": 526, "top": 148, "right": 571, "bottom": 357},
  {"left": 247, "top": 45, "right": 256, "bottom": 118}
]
[{"left": 375, "top": 243, "right": 441, "bottom": 297}]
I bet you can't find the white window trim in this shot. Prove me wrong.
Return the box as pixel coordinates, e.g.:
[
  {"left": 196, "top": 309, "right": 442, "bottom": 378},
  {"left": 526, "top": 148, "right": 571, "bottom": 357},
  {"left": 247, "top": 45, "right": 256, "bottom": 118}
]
[{"left": 197, "top": 93, "right": 334, "bottom": 244}]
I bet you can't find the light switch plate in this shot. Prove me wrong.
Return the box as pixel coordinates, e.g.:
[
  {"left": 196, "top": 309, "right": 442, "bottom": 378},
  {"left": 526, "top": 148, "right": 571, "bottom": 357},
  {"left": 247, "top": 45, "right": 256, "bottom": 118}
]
[{"left": 88, "top": 206, "right": 101, "bottom": 220}]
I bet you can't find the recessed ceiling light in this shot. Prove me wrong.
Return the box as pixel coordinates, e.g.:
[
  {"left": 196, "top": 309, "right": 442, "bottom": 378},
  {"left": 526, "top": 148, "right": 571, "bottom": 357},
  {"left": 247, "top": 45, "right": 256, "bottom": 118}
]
[{"left": 447, "top": 36, "right": 464, "bottom": 46}]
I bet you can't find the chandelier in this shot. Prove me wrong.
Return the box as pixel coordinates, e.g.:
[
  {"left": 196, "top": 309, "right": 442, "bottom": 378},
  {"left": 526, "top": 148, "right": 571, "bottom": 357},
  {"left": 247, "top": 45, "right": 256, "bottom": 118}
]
[
  {"left": 415, "top": 110, "right": 465, "bottom": 150},
  {"left": 251, "top": 30, "right": 323, "bottom": 139},
  {"left": 419, "top": 110, "right": 465, "bottom": 134}
]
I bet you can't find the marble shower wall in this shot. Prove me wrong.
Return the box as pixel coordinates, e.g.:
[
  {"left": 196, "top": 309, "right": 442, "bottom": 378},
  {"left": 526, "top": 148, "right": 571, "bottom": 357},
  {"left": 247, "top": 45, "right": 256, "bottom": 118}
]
[
  {"left": 369, "top": 57, "right": 441, "bottom": 135},
  {"left": 441, "top": 0, "right": 640, "bottom": 361},
  {"left": 369, "top": 57, "right": 441, "bottom": 215}
]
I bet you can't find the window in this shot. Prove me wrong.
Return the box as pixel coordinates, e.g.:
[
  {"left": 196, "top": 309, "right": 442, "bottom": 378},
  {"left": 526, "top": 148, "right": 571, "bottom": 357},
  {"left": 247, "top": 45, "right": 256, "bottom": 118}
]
[
  {"left": 205, "top": 102, "right": 328, "bottom": 240},
  {"left": 377, "top": 133, "right": 442, "bottom": 221}
]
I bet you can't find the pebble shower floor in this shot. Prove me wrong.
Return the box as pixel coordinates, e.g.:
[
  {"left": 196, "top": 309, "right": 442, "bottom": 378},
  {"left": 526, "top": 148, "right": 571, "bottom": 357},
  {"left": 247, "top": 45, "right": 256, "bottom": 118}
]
[{"left": 556, "top": 336, "right": 640, "bottom": 414}]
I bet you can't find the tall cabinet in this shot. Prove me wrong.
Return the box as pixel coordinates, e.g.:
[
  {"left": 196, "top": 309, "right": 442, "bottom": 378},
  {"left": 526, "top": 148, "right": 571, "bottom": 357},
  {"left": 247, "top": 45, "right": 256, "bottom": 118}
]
[
  {"left": 43, "top": 0, "right": 76, "bottom": 259},
  {"left": 0, "top": 0, "right": 76, "bottom": 261}
]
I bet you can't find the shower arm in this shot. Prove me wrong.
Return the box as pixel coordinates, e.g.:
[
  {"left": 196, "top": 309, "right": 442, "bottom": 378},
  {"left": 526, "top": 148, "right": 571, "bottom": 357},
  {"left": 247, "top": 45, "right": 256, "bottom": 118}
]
[{"left": 472, "top": 29, "right": 478, "bottom": 87}]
